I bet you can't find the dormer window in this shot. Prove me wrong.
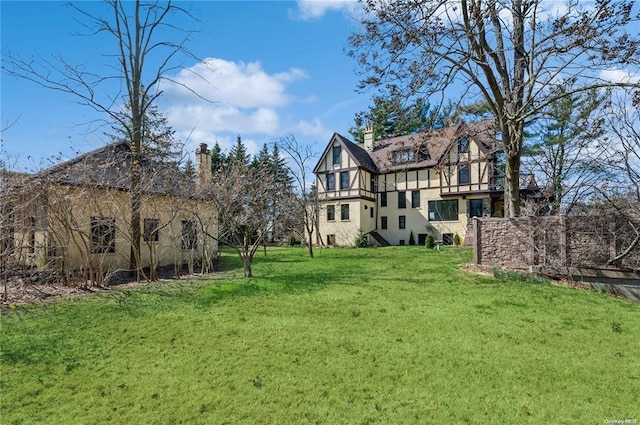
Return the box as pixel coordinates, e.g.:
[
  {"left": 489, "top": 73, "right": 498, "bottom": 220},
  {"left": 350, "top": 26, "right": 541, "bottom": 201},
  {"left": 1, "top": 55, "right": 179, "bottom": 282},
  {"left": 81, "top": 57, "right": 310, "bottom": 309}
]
[
  {"left": 393, "top": 149, "right": 415, "bottom": 164},
  {"left": 332, "top": 146, "right": 342, "bottom": 166},
  {"left": 418, "top": 146, "right": 431, "bottom": 161},
  {"left": 458, "top": 136, "right": 470, "bottom": 153}
]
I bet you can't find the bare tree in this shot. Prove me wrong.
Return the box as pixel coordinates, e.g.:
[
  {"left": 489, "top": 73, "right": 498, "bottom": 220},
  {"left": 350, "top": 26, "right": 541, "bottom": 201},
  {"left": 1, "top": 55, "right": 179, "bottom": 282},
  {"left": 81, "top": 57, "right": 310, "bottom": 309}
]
[
  {"left": 2, "top": 0, "right": 199, "bottom": 279},
  {"left": 598, "top": 90, "right": 640, "bottom": 265},
  {"left": 606, "top": 93, "right": 640, "bottom": 202},
  {"left": 274, "top": 134, "right": 319, "bottom": 257},
  {"left": 349, "top": 0, "right": 640, "bottom": 217},
  {"left": 202, "top": 162, "right": 281, "bottom": 278}
]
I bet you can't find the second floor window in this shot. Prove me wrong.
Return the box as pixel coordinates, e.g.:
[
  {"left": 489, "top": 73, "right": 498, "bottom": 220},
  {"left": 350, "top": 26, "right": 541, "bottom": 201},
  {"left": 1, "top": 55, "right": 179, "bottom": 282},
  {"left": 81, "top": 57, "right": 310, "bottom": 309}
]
[
  {"left": 326, "top": 173, "right": 335, "bottom": 191},
  {"left": 399, "top": 215, "right": 406, "bottom": 229},
  {"left": 332, "top": 146, "right": 341, "bottom": 165},
  {"left": 380, "top": 192, "right": 387, "bottom": 207},
  {"left": 340, "top": 171, "right": 349, "bottom": 190},
  {"left": 398, "top": 191, "right": 406, "bottom": 209},
  {"left": 458, "top": 164, "right": 470, "bottom": 184}
]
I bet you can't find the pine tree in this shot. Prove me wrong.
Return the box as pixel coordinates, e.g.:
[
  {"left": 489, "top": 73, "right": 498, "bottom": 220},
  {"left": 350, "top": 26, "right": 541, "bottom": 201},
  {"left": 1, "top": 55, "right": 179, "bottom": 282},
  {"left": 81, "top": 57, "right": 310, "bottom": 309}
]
[
  {"left": 271, "top": 143, "right": 294, "bottom": 189},
  {"left": 182, "top": 158, "right": 195, "bottom": 180},
  {"left": 106, "top": 93, "right": 183, "bottom": 164},
  {"left": 210, "top": 141, "right": 226, "bottom": 174},
  {"left": 349, "top": 96, "right": 458, "bottom": 143},
  {"left": 523, "top": 84, "right": 606, "bottom": 214},
  {"left": 251, "top": 143, "right": 271, "bottom": 171},
  {"left": 228, "top": 136, "right": 249, "bottom": 167}
]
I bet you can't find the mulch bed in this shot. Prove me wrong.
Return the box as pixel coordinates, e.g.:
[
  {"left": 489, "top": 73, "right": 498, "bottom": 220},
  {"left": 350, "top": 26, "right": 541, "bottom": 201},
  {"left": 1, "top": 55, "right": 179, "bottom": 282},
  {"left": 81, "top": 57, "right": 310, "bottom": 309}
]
[{"left": 0, "top": 265, "right": 208, "bottom": 308}]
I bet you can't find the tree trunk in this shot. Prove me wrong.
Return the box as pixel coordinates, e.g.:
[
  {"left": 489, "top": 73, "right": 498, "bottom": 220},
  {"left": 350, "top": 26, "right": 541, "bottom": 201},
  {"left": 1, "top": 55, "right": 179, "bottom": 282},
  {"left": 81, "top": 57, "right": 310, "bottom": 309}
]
[
  {"left": 307, "top": 229, "right": 314, "bottom": 258},
  {"left": 242, "top": 253, "right": 252, "bottom": 278},
  {"left": 238, "top": 242, "right": 253, "bottom": 278},
  {"left": 504, "top": 153, "right": 521, "bottom": 218},
  {"left": 129, "top": 140, "right": 142, "bottom": 280}
]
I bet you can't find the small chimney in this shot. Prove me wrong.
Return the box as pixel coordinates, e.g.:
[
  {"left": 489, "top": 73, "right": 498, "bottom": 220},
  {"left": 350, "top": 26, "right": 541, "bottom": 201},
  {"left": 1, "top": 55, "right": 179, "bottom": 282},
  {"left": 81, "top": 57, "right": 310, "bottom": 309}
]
[
  {"left": 364, "top": 125, "right": 374, "bottom": 152},
  {"left": 195, "top": 143, "right": 211, "bottom": 185}
]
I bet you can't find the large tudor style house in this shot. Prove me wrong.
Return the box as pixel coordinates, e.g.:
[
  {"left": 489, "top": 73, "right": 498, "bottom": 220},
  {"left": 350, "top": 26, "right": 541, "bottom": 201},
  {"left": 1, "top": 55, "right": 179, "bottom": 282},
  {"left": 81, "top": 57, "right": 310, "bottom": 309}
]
[{"left": 313, "top": 120, "right": 537, "bottom": 247}]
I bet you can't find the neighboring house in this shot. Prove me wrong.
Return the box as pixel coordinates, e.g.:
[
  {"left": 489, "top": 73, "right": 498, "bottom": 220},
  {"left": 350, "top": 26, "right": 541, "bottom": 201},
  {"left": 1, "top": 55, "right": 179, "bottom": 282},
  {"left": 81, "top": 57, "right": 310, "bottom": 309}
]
[
  {"left": 313, "top": 121, "right": 539, "bottom": 247},
  {"left": 0, "top": 142, "right": 217, "bottom": 283}
]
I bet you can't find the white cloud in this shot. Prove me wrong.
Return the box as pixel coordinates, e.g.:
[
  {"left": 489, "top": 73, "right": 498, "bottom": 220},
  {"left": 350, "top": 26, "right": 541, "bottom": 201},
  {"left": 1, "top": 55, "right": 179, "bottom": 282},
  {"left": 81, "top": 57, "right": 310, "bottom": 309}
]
[
  {"left": 290, "top": 0, "right": 358, "bottom": 20},
  {"left": 159, "top": 57, "right": 310, "bottom": 151},
  {"left": 167, "top": 104, "right": 280, "bottom": 135},
  {"left": 599, "top": 68, "right": 640, "bottom": 84},
  {"left": 163, "top": 58, "right": 307, "bottom": 109},
  {"left": 297, "top": 118, "right": 329, "bottom": 138}
]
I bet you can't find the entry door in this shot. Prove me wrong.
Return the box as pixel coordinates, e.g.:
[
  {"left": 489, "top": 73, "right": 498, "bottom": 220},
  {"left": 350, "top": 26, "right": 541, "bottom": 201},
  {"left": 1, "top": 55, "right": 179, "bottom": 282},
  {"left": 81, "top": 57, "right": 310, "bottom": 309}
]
[{"left": 469, "top": 199, "right": 484, "bottom": 218}]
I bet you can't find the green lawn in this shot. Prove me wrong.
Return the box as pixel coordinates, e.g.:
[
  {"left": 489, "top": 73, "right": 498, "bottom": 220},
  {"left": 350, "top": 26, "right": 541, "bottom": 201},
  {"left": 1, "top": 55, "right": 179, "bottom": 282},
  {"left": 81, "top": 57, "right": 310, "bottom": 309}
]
[{"left": 2, "top": 247, "right": 639, "bottom": 424}]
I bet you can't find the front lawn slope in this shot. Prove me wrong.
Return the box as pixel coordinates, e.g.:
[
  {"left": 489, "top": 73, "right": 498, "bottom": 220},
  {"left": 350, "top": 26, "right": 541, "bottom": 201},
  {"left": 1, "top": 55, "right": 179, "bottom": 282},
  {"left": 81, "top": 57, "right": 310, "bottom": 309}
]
[{"left": 2, "top": 247, "right": 638, "bottom": 424}]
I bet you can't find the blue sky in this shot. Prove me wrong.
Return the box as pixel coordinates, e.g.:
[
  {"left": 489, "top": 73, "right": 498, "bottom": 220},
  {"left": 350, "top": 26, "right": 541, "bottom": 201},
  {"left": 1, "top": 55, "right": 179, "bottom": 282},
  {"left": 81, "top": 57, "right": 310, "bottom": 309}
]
[{"left": 1, "top": 1, "right": 368, "bottom": 171}]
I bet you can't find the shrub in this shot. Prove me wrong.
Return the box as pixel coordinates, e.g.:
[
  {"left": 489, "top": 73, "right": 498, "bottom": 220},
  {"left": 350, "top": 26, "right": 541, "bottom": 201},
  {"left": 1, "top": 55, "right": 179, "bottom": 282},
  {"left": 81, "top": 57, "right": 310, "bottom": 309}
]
[
  {"left": 425, "top": 234, "right": 435, "bottom": 249},
  {"left": 493, "top": 267, "right": 550, "bottom": 284},
  {"left": 453, "top": 233, "right": 461, "bottom": 246},
  {"left": 492, "top": 266, "right": 504, "bottom": 279},
  {"left": 288, "top": 235, "right": 300, "bottom": 246},
  {"left": 409, "top": 231, "right": 416, "bottom": 246},
  {"left": 354, "top": 227, "right": 369, "bottom": 248}
]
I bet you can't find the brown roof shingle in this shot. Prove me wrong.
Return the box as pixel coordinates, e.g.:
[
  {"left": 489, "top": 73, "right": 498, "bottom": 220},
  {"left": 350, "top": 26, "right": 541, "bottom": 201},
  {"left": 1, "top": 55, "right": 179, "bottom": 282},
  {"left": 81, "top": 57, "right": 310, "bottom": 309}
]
[
  {"left": 368, "top": 120, "right": 496, "bottom": 173},
  {"left": 38, "top": 141, "right": 194, "bottom": 196}
]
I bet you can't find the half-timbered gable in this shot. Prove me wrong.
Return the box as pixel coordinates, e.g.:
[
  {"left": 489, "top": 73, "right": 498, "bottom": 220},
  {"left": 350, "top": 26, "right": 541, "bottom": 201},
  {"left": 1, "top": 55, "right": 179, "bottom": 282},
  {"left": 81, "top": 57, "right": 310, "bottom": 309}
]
[
  {"left": 438, "top": 120, "right": 496, "bottom": 196},
  {"left": 314, "top": 133, "right": 377, "bottom": 201}
]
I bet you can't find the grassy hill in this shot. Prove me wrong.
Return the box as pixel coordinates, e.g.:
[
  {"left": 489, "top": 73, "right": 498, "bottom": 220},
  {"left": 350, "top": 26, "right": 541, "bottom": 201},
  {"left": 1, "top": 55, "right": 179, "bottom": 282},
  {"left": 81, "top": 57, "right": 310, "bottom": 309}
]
[{"left": 2, "top": 247, "right": 638, "bottom": 424}]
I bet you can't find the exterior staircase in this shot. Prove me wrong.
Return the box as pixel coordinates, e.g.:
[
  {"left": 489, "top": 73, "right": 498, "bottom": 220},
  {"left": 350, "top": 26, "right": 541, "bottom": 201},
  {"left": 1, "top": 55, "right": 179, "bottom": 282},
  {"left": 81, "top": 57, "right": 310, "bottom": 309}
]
[{"left": 368, "top": 231, "right": 391, "bottom": 247}]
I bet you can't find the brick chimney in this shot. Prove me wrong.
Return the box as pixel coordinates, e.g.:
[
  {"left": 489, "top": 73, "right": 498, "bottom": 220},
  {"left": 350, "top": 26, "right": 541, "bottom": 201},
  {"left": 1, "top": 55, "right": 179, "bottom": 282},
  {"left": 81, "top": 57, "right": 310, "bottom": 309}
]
[
  {"left": 364, "top": 124, "right": 374, "bottom": 152},
  {"left": 195, "top": 143, "right": 211, "bottom": 186}
]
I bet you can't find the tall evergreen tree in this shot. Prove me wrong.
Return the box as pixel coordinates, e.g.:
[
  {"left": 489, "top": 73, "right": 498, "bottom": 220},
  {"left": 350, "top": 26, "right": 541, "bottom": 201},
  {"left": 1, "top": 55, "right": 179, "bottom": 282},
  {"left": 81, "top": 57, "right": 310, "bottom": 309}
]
[
  {"left": 349, "top": 96, "right": 458, "bottom": 143},
  {"left": 269, "top": 143, "right": 296, "bottom": 244},
  {"left": 106, "top": 97, "right": 183, "bottom": 164},
  {"left": 271, "top": 143, "right": 294, "bottom": 189},
  {"left": 523, "top": 84, "right": 606, "bottom": 214},
  {"left": 251, "top": 143, "right": 271, "bottom": 171},
  {"left": 210, "top": 141, "right": 226, "bottom": 174},
  {"left": 182, "top": 158, "right": 195, "bottom": 180},
  {"left": 228, "top": 136, "right": 249, "bottom": 167}
]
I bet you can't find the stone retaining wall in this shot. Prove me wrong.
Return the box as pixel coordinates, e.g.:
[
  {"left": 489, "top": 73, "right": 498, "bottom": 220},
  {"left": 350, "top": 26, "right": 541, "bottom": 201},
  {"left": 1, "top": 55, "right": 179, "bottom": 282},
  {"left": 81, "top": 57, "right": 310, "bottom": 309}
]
[{"left": 473, "top": 216, "right": 638, "bottom": 269}]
